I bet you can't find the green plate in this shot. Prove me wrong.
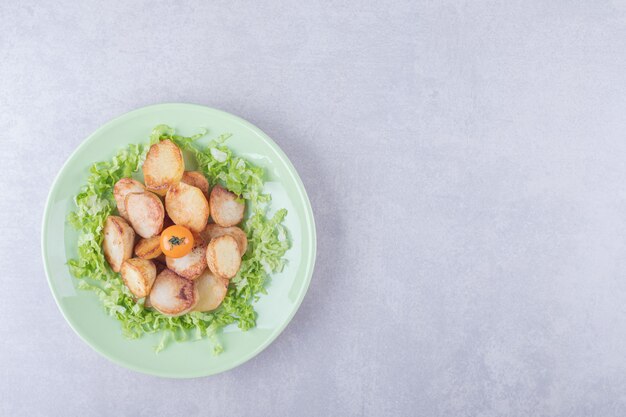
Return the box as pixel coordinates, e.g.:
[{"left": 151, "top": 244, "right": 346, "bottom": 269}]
[{"left": 41, "top": 103, "right": 316, "bottom": 378}]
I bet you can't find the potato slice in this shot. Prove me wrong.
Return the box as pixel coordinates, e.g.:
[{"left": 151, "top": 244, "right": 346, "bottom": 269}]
[
  {"left": 149, "top": 269, "right": 198, "bottom": 317},
  {"left": 209, "top": 185, "right": 245, "bottom": 227},
  {"left": 181, "top": 171, "right": 210, "bottom": 199},
  {"left": 113, "top": 178, "right": 145, "bottom": 220},
  {"left": 165, "top": 245, "right": 207, "bottom": 280},
  {"left": 134, "top": 236, "right": 162, "bottom": 259},
  {"left": 120, "top": 258, "right": 156, "bottom": 298},
  {"left": 102, "top": 216, "right": 136, "bottom": 273},
  {"left": 125, "top": 191, "right": 165, "bottom": 238},
  {"left": 201, "top": 224, "right": 247, "bottom": 255},
  {"left": 142, "top": 139, "right": 184, "bottom": 196},
  {"left": 165, "top": 182, "right": 209, "bottom": 233},
  {"left": 206, "top": 235, "right": 241, "bottom": 279},
  {"left": 193, "top": 270, "right": 229, "bottom": 312}
]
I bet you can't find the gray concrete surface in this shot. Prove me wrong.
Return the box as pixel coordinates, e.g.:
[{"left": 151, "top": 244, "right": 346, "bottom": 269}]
[{"left": 2, "top": 1, "right": 626, "bottom": 416}]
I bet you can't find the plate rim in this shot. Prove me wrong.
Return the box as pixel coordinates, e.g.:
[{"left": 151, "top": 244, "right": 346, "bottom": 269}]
[{"left": 41, "top": 103, "right": 317, "bottom": 378}]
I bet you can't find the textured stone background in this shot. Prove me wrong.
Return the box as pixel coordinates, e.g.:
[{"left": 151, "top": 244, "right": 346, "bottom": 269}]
[{"left": 2, "top": 1, "right": 626, "bottom": 416}]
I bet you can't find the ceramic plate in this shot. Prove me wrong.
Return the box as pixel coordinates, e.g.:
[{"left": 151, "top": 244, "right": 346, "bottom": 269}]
[{"left": 41, "top": 103, "right": 316, "bottom": 378}]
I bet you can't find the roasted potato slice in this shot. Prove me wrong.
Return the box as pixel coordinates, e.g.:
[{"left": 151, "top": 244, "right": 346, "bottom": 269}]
[
  {"left": 149, "top": 269, "right": 198, "bottom": 317},
  {"left": 181, "top": 171, "right": 210, "bottom": 199},
  {"left": 134, "top": 236, "right": 162, "bottom": 259},
  {"left": 125, "top": 191, "right": 165, "bottom": 238},
  {"left": 201, "top": 224, "right": 248, "bottom": 255},
  {"left": 193, "top": 270, "right": 229, "bottom": 312},
  {"left": 142, "top": 139, "right": 184, "bottom": 196},
  {"left": 165, "top": 182, "right": 210, "bottom": 233},
  {"left": 102, "top": 216, "right": 136, "bottom": 273},
  {"left": 113, "top": 178, "right": 145, "bottom": 220},
  {"left": 165, "top": 245, "right": 207, "bottom": 280},
  {"left": 209, "top": 185, "right": 245, "bottom": 227},
  {"left": 121, "top": 258, "right": 156, "bottom": 298},
  {"left": 206, "top": 235, "right": 241, "bottom": 279}
]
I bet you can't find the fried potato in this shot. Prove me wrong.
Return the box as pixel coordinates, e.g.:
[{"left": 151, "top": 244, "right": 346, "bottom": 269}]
[
  {"left": 125, "top": 191, "right": 165, "bottom": 238},
  {"left": 206, "top": 235, "right": 241, "bottom": 279},
  {"left": 121, "top": 258, "right": 156, "bottom": 298},
  {"left": 103, "top": 216, "right": 136, "bottom": 273},
  {"left": 191, "top": 231, "right": 206, "bottom": 247},
  {"left": 113, "top": 178, "right": 145, "bottom": 220},
  {"left": 209, "top": 185, "right": 245, "bottom": 227},
  {"left": 201, "top": 224, "right": 248, "bottom": 255},
  {"left": 134, "top": 236, "right": 162, "bottom": 259},
  {"left": 165, "top": 245, "right": 207, "bottom": 280},
  {"left": 193, "top": 270, "right": 229, "bottom": 312},
  {"left": 181, "top": 171, "right": 210, "bottom": 199},
  {"left": 149, "top": 269, "right": 198, "bottom": 317},
  {"left": 165, "top": 182, "right": 209, "bottom": 233},
  {"left": 142, "top": 139, "right": 184, "bottom": 196}
]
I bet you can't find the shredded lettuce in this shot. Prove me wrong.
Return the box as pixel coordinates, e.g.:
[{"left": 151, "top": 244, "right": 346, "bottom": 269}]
[{"left": 67, "top": 126, "right": 290, "bottom": 353}]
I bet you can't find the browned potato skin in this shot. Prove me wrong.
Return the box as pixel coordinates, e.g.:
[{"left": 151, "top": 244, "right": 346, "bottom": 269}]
[
  {"left": 149, "top": 269, "right": 198, "bottom": 317},
  {"left": 192, "top": 270, "right": 229, "bottom": 312},
  {"left": 102, "top": 216, "right": 136, "bottom": 273},
  {"left": 206, "top": 234, "right": 241, "bottom": 279},
  {"left": 191, "top": 231, "right": 206, "bottom": 247},
  {"left": 125, "top": 191, "right": 165, "bottom": 238},
  {"left": 134, "top": 236, "right": 162, "bottom": 259},
  {"left": 181, "top": 171, "right": 210, "bottom": 200},
  {"left": 165, "top": 245, "right": 207, "bottom": 280},
  {"left": 142, "top": 139, "right": 184, "bottom": 196},
  {"left": 165, "top": 182, "right": 210, "bottom": 233},
  {"left": 201, "top": 224, "right": 248, "bottom": 255},
  {"left": 209, "top": 185, "right": 245, "bottom": 227},
  {"left": 113, "top": 178, "right": 145, "bottom": 220},
  {"left": 120, "top": 258, "right": 156, "bottom": 298}
]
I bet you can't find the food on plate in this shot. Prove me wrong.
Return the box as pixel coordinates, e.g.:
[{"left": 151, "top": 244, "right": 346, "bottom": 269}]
[
  {"left": 193, "top": 270, "right": 229, "bottom": 312},
  {"left": 181, "top": 171, "right": 210, "bottom": 199},
  {"left": 160, "top": 225, "right": 194, "bottom": 258},
  {"left": 68, "top": 125, "right": 290, "bottom": 353},
  {"left": 209, "top": 185, "right": 245, "bottom": 227},
  {"left": 125, "top": 191, "right": 165, "bottom": 238},
  {"left": 121, "top": 258, "right": 156, "bottom": 298},
  {"left": 102, "top": 216, "right": 136, "bottom": 273},
  {"left": 113, "top": 178, "right": 145, "bottom": 220},
  {"left": 142, "top": 139, "right": 184, "bottom": 196},
  {"left": 166, "top": 245, "right": 208, "bottom": 280},
  {"left": 201, "top": 223, "right": 248, "bottom": 255},
  {"left": 149, "top": 269, "right": 198, "bottom": 317},
  {"left": 206, "top": 234, "right": 241, "bottom": 279},
  {"left": 134, "top": 236, "right": 162, "bottom": 259},
  {"left": 165, "top": 181, "right": 210, "bottom": 233}
]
